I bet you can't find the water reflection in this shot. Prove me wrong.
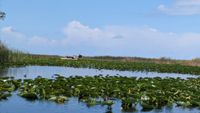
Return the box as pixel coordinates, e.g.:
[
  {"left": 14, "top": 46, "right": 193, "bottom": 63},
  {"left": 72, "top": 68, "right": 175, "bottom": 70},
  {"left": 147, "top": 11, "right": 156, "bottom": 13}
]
[
  {"left": 0, "top": 66, "right": 197, "bottom": 79},
  {"left": 1, "top": 93, "right": 200, "bottom": 113},
  {"left": 0, "top": 68, "right": 8, "bottom": 77}
]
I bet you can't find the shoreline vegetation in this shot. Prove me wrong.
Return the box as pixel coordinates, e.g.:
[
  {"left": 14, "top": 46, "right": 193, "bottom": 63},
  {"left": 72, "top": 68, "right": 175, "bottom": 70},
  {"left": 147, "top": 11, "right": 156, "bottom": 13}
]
[
  {"left": 1, "top": 41, "right": 200, "bottom": 75},
  {"left": 7, "top": 57, "right": 200, "bottom": 75}
]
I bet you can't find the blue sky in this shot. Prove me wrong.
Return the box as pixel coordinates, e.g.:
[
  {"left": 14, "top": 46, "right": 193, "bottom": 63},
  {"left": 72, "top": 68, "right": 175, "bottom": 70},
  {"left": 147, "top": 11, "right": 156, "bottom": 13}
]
[{"left": 1, "top": 0, "right": 200, "bottom": 59}]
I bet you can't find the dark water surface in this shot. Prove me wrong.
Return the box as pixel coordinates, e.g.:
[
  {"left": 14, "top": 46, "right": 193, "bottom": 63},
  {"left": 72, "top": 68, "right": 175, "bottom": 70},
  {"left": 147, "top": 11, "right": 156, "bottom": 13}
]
[{"left": 0, "top": 66, "right": 199, "bottom": 113}]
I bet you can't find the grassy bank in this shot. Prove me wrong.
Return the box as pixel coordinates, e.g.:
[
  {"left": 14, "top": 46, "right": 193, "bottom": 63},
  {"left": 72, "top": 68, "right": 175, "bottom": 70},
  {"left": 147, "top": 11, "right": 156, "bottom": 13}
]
[
  {"left": 0, "top": 41, "right": 30, "bottom": 68},
  {"left": 85, "top": 56, "right": 200, "bottom": 67}
]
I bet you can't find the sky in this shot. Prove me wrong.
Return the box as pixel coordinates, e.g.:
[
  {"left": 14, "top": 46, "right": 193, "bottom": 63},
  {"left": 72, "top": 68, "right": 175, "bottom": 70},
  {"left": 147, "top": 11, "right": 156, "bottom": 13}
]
[{"left": 0, "top": 0, "right": 200, "bottom": 59}]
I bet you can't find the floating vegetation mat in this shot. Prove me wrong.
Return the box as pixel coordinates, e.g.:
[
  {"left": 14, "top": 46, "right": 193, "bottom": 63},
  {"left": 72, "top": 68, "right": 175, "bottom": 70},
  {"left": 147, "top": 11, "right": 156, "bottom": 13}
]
[
  {"left": 1, "top": 75, "right": 200, "bottom": 112},
  {"left": 12, "top": 58, "right": 200, "bottom": 75}
]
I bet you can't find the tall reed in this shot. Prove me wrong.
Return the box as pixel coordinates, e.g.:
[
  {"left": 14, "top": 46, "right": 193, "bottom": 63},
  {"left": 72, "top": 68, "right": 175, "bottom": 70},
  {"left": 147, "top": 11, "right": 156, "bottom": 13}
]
[{"left": 0, "top": 41, "right": 9, "bottom": 64}]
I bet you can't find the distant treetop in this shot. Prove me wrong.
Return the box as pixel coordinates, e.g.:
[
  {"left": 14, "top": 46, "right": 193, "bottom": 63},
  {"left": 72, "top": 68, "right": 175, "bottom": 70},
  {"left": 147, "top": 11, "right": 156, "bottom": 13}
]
[{"left": 0, "top": 11, "right": 6, "bottom": 20}]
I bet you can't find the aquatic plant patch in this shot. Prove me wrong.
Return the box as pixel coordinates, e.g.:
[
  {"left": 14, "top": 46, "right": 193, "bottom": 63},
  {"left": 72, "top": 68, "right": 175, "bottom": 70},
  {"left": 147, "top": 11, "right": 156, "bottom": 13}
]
[
  {"left": 0, "top": 77, "right": 17, "bottom": 100},
  {"left": 10, "top": 58, "right": 200, "bottom": 75},
  {"left": 1, "top": 75, "right": 200, "bottom": 112}
]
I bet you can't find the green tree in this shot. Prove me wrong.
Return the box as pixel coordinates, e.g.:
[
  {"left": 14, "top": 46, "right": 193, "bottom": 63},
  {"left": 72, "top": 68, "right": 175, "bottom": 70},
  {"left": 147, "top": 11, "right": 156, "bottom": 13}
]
[{"left": 0, "top": 11, "right": 6, "bottom": 20}]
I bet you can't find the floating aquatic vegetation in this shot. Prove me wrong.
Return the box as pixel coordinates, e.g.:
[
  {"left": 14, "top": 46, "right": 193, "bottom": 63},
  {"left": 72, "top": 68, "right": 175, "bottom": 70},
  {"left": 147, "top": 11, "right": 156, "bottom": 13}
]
[
  {"left": 1, "top": 75, "right": 200, "bottom": 112},
  {"left": 49, "top": 95, "right": 68, "bottom": 104},
  {"left": 18, "top": 92, "right": 38, "bottom": 100},
  {"left": 0, "top": 77, "right": 16, "bottom": 100},
  {"left": 0, "top": 93, "right": 11, "bottom": 100},
  {"left": 121, "top": 97, "right": 136, "bottom": 112}
]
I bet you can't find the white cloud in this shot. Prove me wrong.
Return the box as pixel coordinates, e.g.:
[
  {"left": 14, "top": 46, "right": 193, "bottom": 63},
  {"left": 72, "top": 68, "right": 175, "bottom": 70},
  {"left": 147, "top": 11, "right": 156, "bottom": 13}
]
[
  {"left": 0, "top": 27, "right": 65, "bottom": 54},
  {"left": 158, "top": 0, "right": 200, "bottom": 15},
  {"left": 64, "top": 21, "right": 102, "bottom": 39},
  {"left": 1, "top": 21, "right": 200, "bottom": 59},
  {"left": 1, "top": 26, "right": 26, "bottom": 39}
]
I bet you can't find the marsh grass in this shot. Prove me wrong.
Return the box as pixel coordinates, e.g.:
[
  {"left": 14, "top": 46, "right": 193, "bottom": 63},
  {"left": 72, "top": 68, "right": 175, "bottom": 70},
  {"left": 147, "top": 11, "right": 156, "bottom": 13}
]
[
  {"left": 0, "top": 41, "right": 9, "bottom": 64},
  {"left": 85, "top": 56, "right": 200, "bottom": 67}
]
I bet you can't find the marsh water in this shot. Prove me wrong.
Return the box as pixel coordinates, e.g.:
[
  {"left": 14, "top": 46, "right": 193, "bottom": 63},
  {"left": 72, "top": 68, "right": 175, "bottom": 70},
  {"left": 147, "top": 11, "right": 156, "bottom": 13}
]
[
  {"left": 0, "top": 66, "right": 197, "bottom": 79},
  {"left": 1, "top": 92, "right": 200, "bottom": 113},
  {"left": 0, "top": 66, "right": 199, "bottom": 113}
]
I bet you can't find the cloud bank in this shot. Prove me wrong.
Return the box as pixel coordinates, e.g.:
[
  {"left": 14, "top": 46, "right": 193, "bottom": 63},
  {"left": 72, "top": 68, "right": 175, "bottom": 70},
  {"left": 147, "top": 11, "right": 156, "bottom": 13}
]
[
  {"left": 158, "top": 0, "right": 200, "bottom": 15},
  {"left": 1, "top": 21, "right": 200, "bottom": 59}
]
